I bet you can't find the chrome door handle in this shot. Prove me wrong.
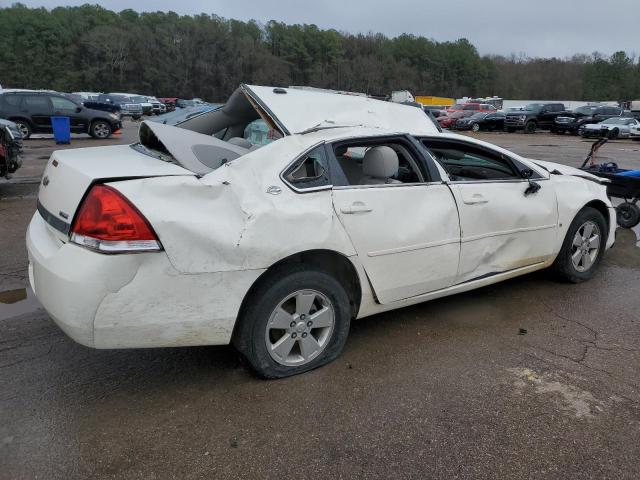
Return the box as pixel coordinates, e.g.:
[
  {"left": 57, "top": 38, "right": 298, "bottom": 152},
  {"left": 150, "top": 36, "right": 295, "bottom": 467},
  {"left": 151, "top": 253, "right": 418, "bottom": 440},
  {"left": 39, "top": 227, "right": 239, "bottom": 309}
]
[
  {"left": 341, "top": 201, "right": 373, "bottom": 214},
  {"left": 463, "top": 193, "right": 488, "bottom": 205}
]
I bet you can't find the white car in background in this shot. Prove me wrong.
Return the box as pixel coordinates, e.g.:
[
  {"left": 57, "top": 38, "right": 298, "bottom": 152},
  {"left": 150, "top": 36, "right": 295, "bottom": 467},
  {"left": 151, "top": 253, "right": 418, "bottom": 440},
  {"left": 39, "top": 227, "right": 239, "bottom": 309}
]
[
  {"left": 27, "top": 85, "right": 616, "bottom": 378},
  {"left": 580, "top": 117, "right": 640, "bottom": 139}
]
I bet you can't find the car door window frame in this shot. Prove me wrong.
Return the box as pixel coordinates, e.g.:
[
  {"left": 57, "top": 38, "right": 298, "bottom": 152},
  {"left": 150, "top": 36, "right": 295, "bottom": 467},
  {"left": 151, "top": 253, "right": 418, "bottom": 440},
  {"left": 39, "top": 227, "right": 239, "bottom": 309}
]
[
  {"left": 327, "top": 135, "right": 442, "bottom": 190},
  {"left": 280, "top": 142, "right": 334, "bottom": 193},
  {"left": 419, "top": 137, "right": 546, "bottom": 184}
]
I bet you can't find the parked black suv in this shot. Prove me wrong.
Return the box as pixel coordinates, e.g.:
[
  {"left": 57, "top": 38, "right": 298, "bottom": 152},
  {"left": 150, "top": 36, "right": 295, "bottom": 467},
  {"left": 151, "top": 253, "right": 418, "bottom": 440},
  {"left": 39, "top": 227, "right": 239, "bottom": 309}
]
[
  {"left": 552, "top": 105, "right": 623, "bottom": 134},
  {"left": 504, "top": 103, "right": 568, "bottom": 133},
  {"left": 0, "top": 91, "right": 122, "bottom": 139}
]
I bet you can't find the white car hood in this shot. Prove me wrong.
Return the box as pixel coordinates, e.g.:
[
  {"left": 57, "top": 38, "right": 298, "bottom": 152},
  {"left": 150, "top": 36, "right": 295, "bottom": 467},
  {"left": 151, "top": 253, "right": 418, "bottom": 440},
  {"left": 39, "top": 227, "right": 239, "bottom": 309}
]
[
  {"left": 530, "top": 159, "right": 608, "bottom": 184},
  {"left": 243, "top": 84, "right": 438, "bottom": 136}
]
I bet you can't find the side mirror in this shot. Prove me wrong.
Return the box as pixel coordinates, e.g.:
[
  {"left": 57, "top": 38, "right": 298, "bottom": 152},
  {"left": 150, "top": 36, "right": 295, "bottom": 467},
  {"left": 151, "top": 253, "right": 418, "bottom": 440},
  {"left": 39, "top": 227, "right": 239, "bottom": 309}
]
[
  {"left": 520, "top": 168, "right": 533, "bottom": 179},
  {"left": 76, "top": 106, "right": 82, "bottom": 113}
]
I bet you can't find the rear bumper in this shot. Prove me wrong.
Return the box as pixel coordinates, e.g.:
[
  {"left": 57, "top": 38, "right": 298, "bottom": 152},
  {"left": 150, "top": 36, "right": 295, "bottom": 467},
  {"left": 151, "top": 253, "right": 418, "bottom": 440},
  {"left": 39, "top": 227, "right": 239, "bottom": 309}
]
[{"left": 27, "top": 211, "right": 264, "bottom": 349}]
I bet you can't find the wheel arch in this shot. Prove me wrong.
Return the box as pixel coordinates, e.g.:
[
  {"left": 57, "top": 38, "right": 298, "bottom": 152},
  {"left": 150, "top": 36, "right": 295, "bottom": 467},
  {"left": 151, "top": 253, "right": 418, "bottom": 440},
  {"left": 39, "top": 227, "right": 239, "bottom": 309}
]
[
  {"left": 582, "top": 199, "right": 610, "bottom": 233},
  {"left": 235, "top": 249, "right": 362, "bottom": 338}
]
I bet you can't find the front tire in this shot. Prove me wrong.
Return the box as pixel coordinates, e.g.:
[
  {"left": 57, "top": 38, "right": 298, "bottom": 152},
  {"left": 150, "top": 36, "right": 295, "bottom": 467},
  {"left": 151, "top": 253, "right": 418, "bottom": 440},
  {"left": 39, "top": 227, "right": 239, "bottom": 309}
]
[
  {"left": 471, "top": 122, "right": 480, "bottom": 132},
  {"left": 13, "top": 120, "right": 32, "bottom": 139},
  {"left": 552, "top": 207, "right": 607, "bottom": 283},
  {"left": 233, "top": 265, "right": 352, "bottom": 378},
  {"left": 90, "top": 120, "right": 112, "bottom": 139},
  {"left": 524, "top": 121, "right": 537, "bottom": 134}
]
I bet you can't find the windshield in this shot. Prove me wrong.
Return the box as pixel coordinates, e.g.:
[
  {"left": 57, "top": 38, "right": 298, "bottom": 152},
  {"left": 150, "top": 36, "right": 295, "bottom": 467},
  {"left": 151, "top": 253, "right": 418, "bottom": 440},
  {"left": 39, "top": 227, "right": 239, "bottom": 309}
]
[
  {"left": 100, "top": 94, "right": 131, "bottom": 102},
  {"left": 575, "top": 106, "right": 598, "bottom": 115},
  {"left": 524, "top": 103, "right": 544, "bottom": 112},
  {"left": 603, "top": 117, "right": 629, "bottom": 125}
]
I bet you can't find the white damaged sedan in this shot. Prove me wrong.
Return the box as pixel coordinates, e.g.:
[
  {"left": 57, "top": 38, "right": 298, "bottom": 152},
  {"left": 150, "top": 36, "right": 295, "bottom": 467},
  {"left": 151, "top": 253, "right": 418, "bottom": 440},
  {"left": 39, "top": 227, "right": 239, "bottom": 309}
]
[{"left": 27, "top": 85, "right": 616, "bottom": 378}]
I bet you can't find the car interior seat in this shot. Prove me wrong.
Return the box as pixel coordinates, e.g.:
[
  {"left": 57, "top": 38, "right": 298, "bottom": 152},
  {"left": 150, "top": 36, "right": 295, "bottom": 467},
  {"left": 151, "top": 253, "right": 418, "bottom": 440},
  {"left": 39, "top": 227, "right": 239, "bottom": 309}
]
[{"left": 359, "top": 146, "right": 401, "bottom": 185}]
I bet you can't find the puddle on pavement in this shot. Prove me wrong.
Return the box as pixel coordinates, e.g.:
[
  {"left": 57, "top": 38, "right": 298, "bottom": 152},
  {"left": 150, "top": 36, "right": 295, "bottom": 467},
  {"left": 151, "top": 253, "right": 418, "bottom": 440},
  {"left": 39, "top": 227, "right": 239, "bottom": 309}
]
[{"left": 0, "top": 287, "right": 42, "bottom": 320}]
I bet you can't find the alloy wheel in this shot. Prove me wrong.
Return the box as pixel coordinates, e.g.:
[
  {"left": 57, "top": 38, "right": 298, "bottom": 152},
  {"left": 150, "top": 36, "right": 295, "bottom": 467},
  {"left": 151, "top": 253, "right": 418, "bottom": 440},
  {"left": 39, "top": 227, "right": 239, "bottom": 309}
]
[
  {"left": 265, "top": 289, "right": 335, "bottom": 366},
  {"left": 570, "top": 221, "right": 601, "bottom": 272},
  {"left": 93, "top": 121, "right": 111, "bottom": 138},
  {"left": 16, "top": 122, "right": 30, "bottom": 138}
]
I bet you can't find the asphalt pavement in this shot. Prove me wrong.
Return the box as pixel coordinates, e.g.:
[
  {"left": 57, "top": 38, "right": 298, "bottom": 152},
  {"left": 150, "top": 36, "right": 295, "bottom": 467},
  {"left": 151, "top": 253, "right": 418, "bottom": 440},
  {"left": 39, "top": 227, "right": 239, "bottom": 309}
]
[{"left": 1, "top": 125, "right": 639, "bottom": 479}]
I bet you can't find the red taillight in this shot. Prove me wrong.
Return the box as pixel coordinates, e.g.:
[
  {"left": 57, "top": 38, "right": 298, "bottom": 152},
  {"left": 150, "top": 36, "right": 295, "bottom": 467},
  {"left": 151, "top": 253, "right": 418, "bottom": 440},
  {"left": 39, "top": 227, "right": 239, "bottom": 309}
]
[{"left": 70, "top": 185, "right": 161, "bottom": 253}]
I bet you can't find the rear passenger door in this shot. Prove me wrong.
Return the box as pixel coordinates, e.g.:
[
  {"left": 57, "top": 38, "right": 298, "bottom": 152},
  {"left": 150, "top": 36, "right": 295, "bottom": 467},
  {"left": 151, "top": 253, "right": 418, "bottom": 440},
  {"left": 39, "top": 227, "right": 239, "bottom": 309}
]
[
  {"left": 330, "top": 136, "right": 461, "bottom": 303},
  {"left": 421, "top": 137, "right": 558, "bottom": 284},
  {"left": 23, "top": 95, "right": 53, "bottom": 131}
]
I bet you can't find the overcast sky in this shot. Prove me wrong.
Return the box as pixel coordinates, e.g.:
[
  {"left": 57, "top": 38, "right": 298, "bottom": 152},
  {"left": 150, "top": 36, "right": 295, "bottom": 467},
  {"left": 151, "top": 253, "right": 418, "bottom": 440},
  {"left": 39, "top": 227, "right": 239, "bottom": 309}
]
[{"left": 8, "top": 0, "right": 640, "bottom": 58}]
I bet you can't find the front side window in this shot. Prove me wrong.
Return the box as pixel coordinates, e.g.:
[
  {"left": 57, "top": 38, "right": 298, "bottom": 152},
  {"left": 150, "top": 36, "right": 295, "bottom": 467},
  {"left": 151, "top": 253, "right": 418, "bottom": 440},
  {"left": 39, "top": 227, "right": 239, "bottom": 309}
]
[
  {"left": 283, "top": 145, "right": 330, "bottom": 190},
  {"left": 423, "top": 140, "right": 521, "bottom": 182},
  {"left": 51, "top": 96, "right": 78, "bottom": 111}
]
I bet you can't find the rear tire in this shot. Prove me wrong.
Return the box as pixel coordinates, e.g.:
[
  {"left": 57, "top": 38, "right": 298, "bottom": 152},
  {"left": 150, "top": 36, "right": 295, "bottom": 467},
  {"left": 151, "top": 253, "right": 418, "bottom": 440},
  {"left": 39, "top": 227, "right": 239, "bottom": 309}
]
[
  {"left": 616, "top": 202, "right": 640, "bottom": 228},
  {"left": 552, "top": 207, "right": 607, "bottom": 283},
  {"left": 233, "top": 265, "right": 352, "bottom": 379},
  {"left": 607, "top": 128, "right": 619, "bottom": 140},
  {"left": 471, "top": 123, "right": 480, "bottom": 132}
]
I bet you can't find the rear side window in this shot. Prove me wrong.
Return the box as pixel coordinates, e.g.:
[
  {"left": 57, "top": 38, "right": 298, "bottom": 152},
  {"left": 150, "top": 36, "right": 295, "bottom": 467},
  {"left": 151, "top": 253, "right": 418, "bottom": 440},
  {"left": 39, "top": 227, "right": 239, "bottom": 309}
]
[
  {"left": 1, "top": 94, "right": 23, "bottom": 107},
  {"left": 24, "top": 95, "right": 51, "bottom": 110},
  {"left": 283, "top": 145, "right": 331, "bottom": 190},
  {"left": 331, "top": 139, "right": 426, "bottom": 186}
]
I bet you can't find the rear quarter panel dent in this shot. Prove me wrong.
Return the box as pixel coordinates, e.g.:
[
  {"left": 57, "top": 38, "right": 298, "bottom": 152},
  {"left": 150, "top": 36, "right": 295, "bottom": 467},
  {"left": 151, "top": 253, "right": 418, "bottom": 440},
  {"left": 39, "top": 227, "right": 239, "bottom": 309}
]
[{"left": 111, "top": 162, "right": 356, "bottom": 274}]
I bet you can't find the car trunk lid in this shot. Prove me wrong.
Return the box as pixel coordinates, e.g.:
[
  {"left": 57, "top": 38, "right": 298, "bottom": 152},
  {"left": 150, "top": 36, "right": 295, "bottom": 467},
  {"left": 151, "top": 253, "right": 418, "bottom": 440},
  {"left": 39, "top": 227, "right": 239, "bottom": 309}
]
[{"left": 37, "top": 144, "right": 193, "bottom": 242}]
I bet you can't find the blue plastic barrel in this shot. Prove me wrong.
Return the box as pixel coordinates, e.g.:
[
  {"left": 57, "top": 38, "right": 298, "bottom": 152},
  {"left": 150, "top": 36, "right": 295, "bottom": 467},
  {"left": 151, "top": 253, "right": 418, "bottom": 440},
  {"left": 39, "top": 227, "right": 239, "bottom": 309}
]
[{"left": 51, "top": 116, "right": 71, "bottom": 144}]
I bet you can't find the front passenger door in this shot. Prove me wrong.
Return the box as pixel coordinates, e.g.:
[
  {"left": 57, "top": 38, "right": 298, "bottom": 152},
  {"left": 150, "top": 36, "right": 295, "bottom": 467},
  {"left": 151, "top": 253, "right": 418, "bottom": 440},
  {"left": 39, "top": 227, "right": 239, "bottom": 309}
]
[
  {"left": 50, "top": 96, "right": 86, "bottom": 132},
  {"left": 422, "top": 138, "right": 558, "bottom": 284}
]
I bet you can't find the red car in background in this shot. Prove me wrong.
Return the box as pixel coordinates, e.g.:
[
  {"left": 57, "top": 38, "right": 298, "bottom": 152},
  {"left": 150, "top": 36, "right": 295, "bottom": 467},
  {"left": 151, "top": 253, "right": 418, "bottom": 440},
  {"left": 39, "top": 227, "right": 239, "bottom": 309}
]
[
  {"left": 437, "top": 110, "right": 474, "bottom": 129},
  {"left": 446, "top": 102, "right": 497, "bottom": 114},
  {"left": 158, "top": 97, "right": 178, "bottom": 112}
]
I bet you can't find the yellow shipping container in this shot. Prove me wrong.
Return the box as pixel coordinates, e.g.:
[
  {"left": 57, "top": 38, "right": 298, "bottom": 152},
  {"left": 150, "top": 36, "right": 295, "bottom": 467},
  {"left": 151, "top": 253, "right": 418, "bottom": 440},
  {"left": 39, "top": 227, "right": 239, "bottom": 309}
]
[{"left": 415, "top": 96, "right": 455, "bottom": 106}]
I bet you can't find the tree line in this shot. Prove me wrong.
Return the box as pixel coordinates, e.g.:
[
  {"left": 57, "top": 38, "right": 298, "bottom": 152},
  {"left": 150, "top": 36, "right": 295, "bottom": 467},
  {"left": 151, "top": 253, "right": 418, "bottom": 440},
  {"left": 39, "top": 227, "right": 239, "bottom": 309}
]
[{"left": 1, "top": 3, "right": 639, "bottom": 103}]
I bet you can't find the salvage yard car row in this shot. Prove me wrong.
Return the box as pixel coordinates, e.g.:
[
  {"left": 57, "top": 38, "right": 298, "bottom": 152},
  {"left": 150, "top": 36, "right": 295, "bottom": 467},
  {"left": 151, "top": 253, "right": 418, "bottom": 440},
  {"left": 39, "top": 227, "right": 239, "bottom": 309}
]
[
  {"left": 437, "top": 101, "right": 640, "bottom": 139},
  {"left": 0, "top": 89, "right": 213, "bottom": 139}
]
